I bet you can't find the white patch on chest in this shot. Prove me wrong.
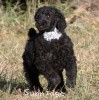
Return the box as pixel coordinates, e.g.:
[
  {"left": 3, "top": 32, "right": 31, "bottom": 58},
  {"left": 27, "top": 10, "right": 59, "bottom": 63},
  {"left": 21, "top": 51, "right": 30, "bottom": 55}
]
[{"left": 43, "top": 28, "right": 62, "bottom": 42}]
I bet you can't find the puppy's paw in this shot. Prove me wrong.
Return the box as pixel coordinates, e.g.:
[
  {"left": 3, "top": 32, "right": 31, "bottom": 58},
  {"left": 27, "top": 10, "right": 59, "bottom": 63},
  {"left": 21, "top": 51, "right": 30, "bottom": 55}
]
[{"left": 66, "top": 78, "right": 76, "bottom": 88}]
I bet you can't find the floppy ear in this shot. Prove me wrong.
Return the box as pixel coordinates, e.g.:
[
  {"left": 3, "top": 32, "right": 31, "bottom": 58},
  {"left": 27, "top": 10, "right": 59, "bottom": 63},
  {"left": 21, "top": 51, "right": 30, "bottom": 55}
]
[{"left": 55, "top": 10, "right": 67, "bottom": 32}]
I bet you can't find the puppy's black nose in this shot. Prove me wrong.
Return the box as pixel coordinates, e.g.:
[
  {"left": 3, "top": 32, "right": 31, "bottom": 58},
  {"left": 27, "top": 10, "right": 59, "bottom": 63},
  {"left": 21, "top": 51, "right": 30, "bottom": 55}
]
[
  {"left": 38, "top": 20, "right": 45, "bottom": 25},
  {"left": 38, "top": 19, "right": 42, "bottom": 23}
]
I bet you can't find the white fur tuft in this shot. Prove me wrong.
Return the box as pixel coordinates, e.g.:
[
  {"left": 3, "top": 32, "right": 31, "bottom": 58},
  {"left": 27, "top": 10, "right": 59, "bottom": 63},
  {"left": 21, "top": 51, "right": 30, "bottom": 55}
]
[{"left": 43, "top": 28, "right": 62, "bottom": 42}]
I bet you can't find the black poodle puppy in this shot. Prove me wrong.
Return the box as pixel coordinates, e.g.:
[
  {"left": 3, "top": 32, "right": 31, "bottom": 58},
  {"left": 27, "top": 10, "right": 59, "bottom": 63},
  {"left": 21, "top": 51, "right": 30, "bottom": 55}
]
[{"left": 22, "top": 6, "right": 77, "bottom": 92}]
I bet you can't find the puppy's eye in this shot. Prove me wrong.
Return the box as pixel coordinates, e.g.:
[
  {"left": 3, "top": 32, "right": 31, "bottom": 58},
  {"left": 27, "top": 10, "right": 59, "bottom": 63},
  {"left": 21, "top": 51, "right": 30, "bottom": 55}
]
[
  {"left": 47, "top": 15, "right": 50, "bottom": 18},
  {"left": 46, "top": 14, "right": 50, "bottom": 18}
]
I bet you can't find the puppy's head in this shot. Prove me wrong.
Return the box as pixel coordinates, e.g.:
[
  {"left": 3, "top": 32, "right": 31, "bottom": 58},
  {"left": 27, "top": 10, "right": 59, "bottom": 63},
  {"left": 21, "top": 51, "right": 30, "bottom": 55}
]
[{"left": 34, "top": 6, "right": 66, "bottom": 32}]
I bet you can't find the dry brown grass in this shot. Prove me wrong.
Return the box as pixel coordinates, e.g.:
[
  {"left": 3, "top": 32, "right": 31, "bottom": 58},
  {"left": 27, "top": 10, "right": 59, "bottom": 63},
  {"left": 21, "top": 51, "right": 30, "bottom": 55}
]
[{"left": 0, "top": 2, "right": 99, "bottom": 100}]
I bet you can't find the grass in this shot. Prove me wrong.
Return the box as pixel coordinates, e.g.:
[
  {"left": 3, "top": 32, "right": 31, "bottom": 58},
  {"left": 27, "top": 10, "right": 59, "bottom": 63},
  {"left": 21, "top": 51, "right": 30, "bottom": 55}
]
[{"left": 0, "top": 1, "right": 99, "bottom": 100}]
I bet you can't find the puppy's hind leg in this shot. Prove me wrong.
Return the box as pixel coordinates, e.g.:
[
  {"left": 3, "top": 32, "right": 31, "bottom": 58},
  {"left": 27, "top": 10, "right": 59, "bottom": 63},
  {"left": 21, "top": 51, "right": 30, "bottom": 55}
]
[{"left": 23, "top": 54, "right": 43, "bottom": 92}]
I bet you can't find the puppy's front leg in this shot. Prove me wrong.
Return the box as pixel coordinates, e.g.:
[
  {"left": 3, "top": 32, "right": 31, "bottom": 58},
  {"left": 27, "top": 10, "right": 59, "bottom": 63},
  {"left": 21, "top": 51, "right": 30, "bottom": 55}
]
[
  {"left": 43, "top": 66, "right": 61, "bottom": 91},
  {"left": 65, "top": 56, "right": 77, "bottom": 88}
]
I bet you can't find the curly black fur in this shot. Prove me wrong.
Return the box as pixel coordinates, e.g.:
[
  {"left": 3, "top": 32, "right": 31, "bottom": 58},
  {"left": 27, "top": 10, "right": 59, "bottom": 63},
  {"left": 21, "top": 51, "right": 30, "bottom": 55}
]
[{"left": 22, "top": 6, "right": 77, "bottom": 92}]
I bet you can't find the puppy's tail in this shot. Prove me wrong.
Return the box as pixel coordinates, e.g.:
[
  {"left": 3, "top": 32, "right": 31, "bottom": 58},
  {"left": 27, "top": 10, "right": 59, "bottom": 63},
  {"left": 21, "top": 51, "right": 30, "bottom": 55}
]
[{"left": 28, "top": 28, "right": 37, "bottom": 39}]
